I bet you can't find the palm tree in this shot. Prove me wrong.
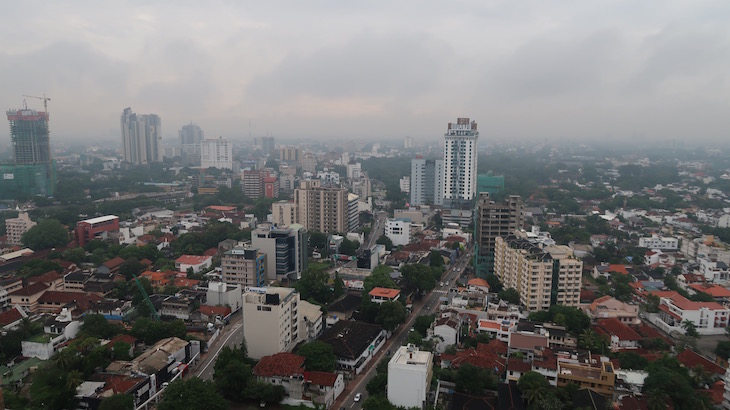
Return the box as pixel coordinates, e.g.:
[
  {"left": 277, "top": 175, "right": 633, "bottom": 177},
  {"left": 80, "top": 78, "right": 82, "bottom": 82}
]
[
  {"left": 646, "top": 388, "right": 669, "bottom": 410},
  {"left": 66, "top": 370, "right": 84, "bottom": 390},
  {"left": 52, "top": 349, "right": 76, "bottom": 372},
  {"left": 690, "top": 364, "right": 711, "bottom": 388},
  {"left": 681, "top": 320, "right": 700, "bottom": 338}
]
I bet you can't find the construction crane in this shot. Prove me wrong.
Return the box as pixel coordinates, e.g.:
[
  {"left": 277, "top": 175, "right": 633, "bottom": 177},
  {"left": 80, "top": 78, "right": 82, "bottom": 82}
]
[
  {"left": 22, "top": 94, "right": 51, "bottom": 114},
  {"left": 133, "top": 274, "right": 160, "bottom": 321}
]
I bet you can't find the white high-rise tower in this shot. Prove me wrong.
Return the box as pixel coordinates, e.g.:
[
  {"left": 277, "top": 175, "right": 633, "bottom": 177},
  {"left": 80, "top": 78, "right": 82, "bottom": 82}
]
[{"left": 442, "top": 118, "right": 478, "bottom": 205}]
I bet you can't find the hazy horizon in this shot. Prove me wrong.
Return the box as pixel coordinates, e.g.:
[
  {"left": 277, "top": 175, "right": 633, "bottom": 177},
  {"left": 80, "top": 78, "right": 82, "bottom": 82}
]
[{"left": 1, "top": 1, "right": 729, "bottom": 144}]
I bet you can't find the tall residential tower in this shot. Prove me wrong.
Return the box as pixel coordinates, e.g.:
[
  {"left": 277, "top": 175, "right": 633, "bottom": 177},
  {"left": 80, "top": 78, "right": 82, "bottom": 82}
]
[
  {"left": 120, "top": 107, "right": 162, "bottom": 165},
  {"left": 442, "top": 118, "right": 478, "bottom": 207}
]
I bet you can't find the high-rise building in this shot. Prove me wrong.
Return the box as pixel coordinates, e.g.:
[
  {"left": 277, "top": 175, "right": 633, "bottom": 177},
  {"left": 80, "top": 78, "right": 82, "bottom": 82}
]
[
  {"left": 5, "top": 212, "right": 36, "bottom": 246},
  {"left": 279, "top": 146, "right": 300, "bottom": 162},
  {"left": 242, "top": 286, "right": 300, "bottom": 359},
  {"left": 221, "top": 247, "right": 266, "bottom": 287},
  {"left": 254, "top": 136, "right": 275, "bottom": 154},
  {"left": 1, "top": 108, "right": 57, "bottom": 199},
  {"left": 264, "top": 176, "right": 280, "bottom": 199},
  {"left": 242, "top": 169, "right": 270, "bottom": 199},
  {"left": 442, "top": 118, "right": 478, "bottom": 207},
  {"left": 271, "top": 201, "right": 297, "bottom": 226},
  {"left": 404, "top": 136, "right": 413, "bottom": 149},
  {"left": 475, "top": 193, "right": 524, "bottom": 277},
  {"left": 251, "top": 223, "right": 307, "bottom": 281},
  {"left": 494, "top": 232, "right": 583, "bottom": 312},
  {"left": 295, "top": 180, "right": 351, "bottom": 234},
  {"left": 179, "top": 123, "right": 204, "bottom": 165},
  {"left": 410, "top": 158, "right": 443, "bottom": 206},
  {"left": 120, "top": 107, "right": 162, "bottom": 164},
  {"left": 200, "top": 137, "right": 233, "bottom": 170}
]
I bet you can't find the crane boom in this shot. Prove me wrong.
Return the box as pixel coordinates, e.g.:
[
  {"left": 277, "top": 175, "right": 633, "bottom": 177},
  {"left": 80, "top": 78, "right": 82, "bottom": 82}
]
[
  {"left": 22, "top": 94, "right": 51, "bottom": 114},
  {"left": 133, "top": 274, "right": 160, "bottom": 321}
]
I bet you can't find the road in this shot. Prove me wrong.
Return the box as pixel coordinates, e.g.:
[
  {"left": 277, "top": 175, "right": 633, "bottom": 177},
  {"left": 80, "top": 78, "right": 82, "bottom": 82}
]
[
  {"left": 333, "top": 248, "right": 473, "bottom": 409},
  {"left": 193, "top": 310, "right": 244, "bottom": 380}
]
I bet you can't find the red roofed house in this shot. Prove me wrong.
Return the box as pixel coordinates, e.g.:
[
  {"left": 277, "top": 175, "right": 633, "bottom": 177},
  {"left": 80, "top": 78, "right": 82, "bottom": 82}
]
[
  {"left": 0, "top": 305, "right": 26, "bottom": 330},
  {"left": 368, "top": 287, "right": 401, "bottom": 304},
  {"left": 302, "top": 371, "right": 345, "bottom": 409},
  {"left": 688, "top": 283, "right": 730, "bottom": 303},
  {"left": 252, "top": 352, "right": 306, "bottom": 398},
  {"left": 37, "top": 291, "right": 105, "bottom": 317},
  {"left": 9, "top": 282, "right": 49, "bottom": 312},
  {"left": 594, "top": 318, "right": 642, "bottom": 351},
  {"left": 98, "top": 256, "right": 125, "bottom": 275},
  {"left": 29, "top": 270, "right": 65, "bottom": 291},
  {"left": 584, "top": 295, "right": 640, "bottom": 325},
  {"left": 467, "top": 278, "right": 490, "bottom": 293},
  {"left": 196, "top": 305, "right": 232, "bottom": 322},
  {"left": 175, "top": 254, "right": 213, "bottom": 274},
  {"left": 441, "top": 339, "right": 507, "bottom": 376},
  {"left": 676, "top": 349, "right": 726, "bottom": 376},
  {"left": 655, "top": 292, "right": 730, "bottom": 335}
]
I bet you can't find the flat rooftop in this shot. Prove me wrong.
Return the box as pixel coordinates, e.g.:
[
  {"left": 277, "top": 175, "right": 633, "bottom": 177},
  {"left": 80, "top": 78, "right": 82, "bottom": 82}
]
[{"left": 390, "top": 345, "right": 432, "bottom": 366}]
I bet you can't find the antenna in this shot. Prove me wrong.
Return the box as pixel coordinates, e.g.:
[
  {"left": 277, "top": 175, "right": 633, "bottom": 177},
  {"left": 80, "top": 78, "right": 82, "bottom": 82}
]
[{"left": 22, "top": 93, "right": 51, "bottom": 114}]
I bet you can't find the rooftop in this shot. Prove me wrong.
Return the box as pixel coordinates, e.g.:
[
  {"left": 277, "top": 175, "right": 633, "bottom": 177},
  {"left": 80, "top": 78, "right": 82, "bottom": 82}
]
[
  {"left": 79, "top": 215, "right": 118, "bottom": 225},
  {"left": 252, "top": 352, "right": 305, "bottom": 377},
  {"left": 318, "top": 320, "right": 384, "bottom": 360},
  {"left": 368, "top": 287, "right": 401, "bottom": 299}
]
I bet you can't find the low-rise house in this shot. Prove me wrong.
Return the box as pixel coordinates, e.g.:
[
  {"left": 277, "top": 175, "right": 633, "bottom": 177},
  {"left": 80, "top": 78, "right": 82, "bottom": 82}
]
[
  {"left": 508, "top": 331, "right": 548, "bottom": 361},
  {"left": 431, "top": 310, "right": 463, "bottom": 353},
  {"left": 654, "top": 291, "right": 730, "bottom": 335},
  {"left": 252, "top": 352, "right": 306, "bottom": 399},
  {"left": 466, "top": 278, "right": 490, "bottom": 293},
  {"left": 594, "top": 318, "right": 642, "bottom": 351},
  {"left": 676, "top": 349, "right": 726, "bottom": 377},
  {"left": 557, "top": 361, "right": 616, "bottom": 397},
  {"left": 76, "top": 372, "right": 154, "bottom": 410},
  {"left": 175, "top": 255, "right": 212, "bottom": 274},
  {"left": 124, "top": 337, "right": 199, "bottom": 387},
  {"left": 299, "top": 299, "right": 324, "bottom": 342},
  {"left": 0, "top": 305, "right": 26, "bottom": 331},
  {"left": 22, "top": 309, "right": 81, "bottom": 359},
  {"left": 97, "top": 256, "right": 125, "bottom": 275},
  {"left": 440, "top": 339, "right": 507, "bottom": 375},
  {"left": 36, "top": 291, "right": 105, "bottom": 318},
  {"left": 63, "top": 271, "right": 90, "bottom": 292},
  {"left": 160, "top": 291, "right": 204, "bottom": 320},
  {"left": 318, "top": 320, "right": 386, "bottom": 375},
  {"left": 368, "top": 287, "right": 400, "bottom": 304},
  {"left": 476, "top": 319, "right": 516, "bottom": 342},
  {"left": 28, "top": 271, "right": 64, "bottom": 291},
  {"left": 688, "top": 284, "right": 730, "bottom": 304},
  {"left": 302, "top": 371, "right": 345, "bottom": 409},
  {"left": 583, "top": 295, "right": 640, "bottom": 325},
  {"left": 8, "top": 282, "right": 48, "bottom": 312}
]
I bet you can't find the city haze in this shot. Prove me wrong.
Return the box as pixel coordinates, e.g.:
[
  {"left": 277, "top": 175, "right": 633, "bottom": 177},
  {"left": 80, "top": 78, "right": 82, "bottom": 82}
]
[{"left": 1, "top": 1, "right": 729, "bottom": 143}]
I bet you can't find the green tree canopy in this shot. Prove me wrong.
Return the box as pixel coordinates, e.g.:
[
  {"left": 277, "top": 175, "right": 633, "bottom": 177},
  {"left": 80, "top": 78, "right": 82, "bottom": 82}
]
[
  {"left": 296, "top": 341, "right": 336, "bottom": 372},
  {"left": 22, "top": 218, "right": 69, "bottom": 250},
  {"left": 99, "top": 394, "right": 134, "bottom": 410},
  {"left": 130, "top": 318, "right": 186, "bottom": 344},
  {"left": 455, "top": 363, "right": 497, "bottom": 393},
  {"left": 498, "top": 288, "right": 521, "bottom": 304},
  {"left": 296, "top": 268, "right": 335, "bottom": 305},
  {"left": 429, "top": 250, "right": 445, "bottom": 267},
  {"left": 158, "top": 378, "right": 228, "bottom": 410},
  {"left": 376, "top": 235, "right": 394, "bottom": 251}
]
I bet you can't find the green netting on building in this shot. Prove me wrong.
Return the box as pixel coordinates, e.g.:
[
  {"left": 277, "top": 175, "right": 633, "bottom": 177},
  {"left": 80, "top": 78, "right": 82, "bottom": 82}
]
[{"left": 0, "top": 161, "right": 56, "bottom": 200}]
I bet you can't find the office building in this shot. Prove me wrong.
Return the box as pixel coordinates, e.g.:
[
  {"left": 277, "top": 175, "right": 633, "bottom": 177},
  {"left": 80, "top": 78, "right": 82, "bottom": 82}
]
[
  {"left": 179, "top": 123, "right": 203, "bottom": 165},
  {"left": 494, "top": 233, "right": 583, "bottom": 312},
  {"left": 75, "top": 215, "right": 120, "bottom": 247},
  {"left": 442, "top": 118, "right": 478, "bottom": 207},
  {"left": 279, "top": 146, "right": 300, "bottom": 162},
  {"left": 1, "top": 108, "right": 57, "bottom": 199},
  {"left": 410, "top": 158, "right": 443, "bottom": 206},
  {"left": 295, "top": 180, "right": 351, "bottom": 234},
  {"left": 200, "top": 137, "right": 233, "bottom": 170},
  {"left": 385, "top": 218, "right": 411, "bottom": 247},
  {"left": 242, "top": 286, "right": 300, "bottom": 360},
  {"left": 242, "top": 169, "right": 270, "bottom": 199},
  {"left": 221, "top": 247, "right": 266, "bottom": 287},
  {"left": 387, "top": 345, "right": 433, "bottom": 409},
  {"left": 348, "top": 193, "right": 360, "bottom": 232},
  {"left": 120, "top": 107, "right": 162, "bottom": 164},
  {"left": 351, "top": 178, "right": 371, "bottom": 199},
  {"left": 251, "top": 223, "right": 307, "bottom": 281},
  {"left": 5, "top": 212, "right": 36, "bottom": 246},
  {"left": 476, "top": 193, "right": 524, "bottom": 277}
]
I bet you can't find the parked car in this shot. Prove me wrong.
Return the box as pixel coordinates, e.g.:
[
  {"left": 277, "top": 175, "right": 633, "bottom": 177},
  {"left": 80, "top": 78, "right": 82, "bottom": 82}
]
[{"left": 354, "top": 393, "right": 362, "bottom": 402}]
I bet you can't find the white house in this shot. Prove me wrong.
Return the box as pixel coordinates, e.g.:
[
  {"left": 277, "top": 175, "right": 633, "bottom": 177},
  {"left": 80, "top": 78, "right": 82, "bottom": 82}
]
[
  {"left": 431, "top": 311, "right": 462, "bottom": 353},
  {"left": 638, "top": 234, "right": 679, "bottom": 250},
  {"left": 385, "top": 218, "right": 411, "bottom": 247},
  {"left": 175, "top": 255, "right": 213, "bottom": 273},
  {"left": 653, "top": 291, "right": 730, "bottom": 335},
  {"left": 21, "top": 308, "right": 81, "bottom": 360}
]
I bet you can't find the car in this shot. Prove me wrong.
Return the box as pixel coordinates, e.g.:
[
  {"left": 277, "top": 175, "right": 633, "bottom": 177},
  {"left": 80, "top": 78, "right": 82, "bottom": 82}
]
[
  {"left": 440, "top": 281, "right": 444, "bottom": 287},
  {"left": 410, "top": 327, "right": 415, "bottom": 332},
  {"left": 445, "top": 281, "right": 450, "bottom": 286},
  {"left": 354, "top": 393, "right": 362, "bottom": 402}
]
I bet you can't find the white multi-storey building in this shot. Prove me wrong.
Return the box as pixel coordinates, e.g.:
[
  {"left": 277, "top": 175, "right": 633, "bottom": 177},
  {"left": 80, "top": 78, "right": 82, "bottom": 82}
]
[
  {"left": 638, "top": 234, "right": 679, "bottom": 250},
  {"left": 387, "top": 345, "right": 433, "bottom": 409},
  {"left": 346, "top": 163, "right": 361, "bottom": 180},
  {"left": 385, "top": 218, "right": 411, "bottom": 247},
  {"left": 120, "top": 107, "right": 162, "bottom": 164},
  {"left": 442, "top": 118, "right": 478, "bottom": 206},
  {"left": 242, "top": 286, "right": 300, "bottom": 360},
  {"left": 200, "top": 137, "right": 233, "bottom": 170},
  {"left": 410, "top": 158, "right": 443, "bottom": 206}
]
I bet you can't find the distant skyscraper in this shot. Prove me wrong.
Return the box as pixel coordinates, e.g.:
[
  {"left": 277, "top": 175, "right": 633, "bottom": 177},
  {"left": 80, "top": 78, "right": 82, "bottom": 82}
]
[
  {"left": 179, "top": 123, "right": 204, "bottom": 165},
  {"left": 201, "top": 137, "right": 233, "bottom": 170},
  {"left": 404, "top": 136, "right": 413, "bottom": 149},
  {"left": 120, "top": 107, "right": 162, "bottom": 165},
  {"left": 442, "top": 118, "right": 478, "bottom": 206},
  {"left": 255, "top": 136, "right": 275, "bottom": 154},
  {"left": 0, "top": 108, "right": 57, "bottom": 199},
  {"left": 410, "top": 158, "right": 443, "bottom": 206}
]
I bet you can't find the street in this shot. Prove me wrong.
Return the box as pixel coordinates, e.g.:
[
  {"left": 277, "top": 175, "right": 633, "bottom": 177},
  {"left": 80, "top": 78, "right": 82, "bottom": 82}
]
[
  {"left": 193, "top": 310, "right": 244, "bottom": 380},
  {"left": 333, "top": 248, "right": 472, "bottom": 409}
]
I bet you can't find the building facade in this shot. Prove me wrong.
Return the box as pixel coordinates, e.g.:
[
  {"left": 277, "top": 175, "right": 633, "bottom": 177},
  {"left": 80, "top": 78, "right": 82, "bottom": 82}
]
[
  {"left": 638, "top": 234, "right": 679, "bottom": 250},
  {"left": 120, "top": 107, "right": 162, "bottom": 164},
  {"left": 242, "top": 287, "right": 300, "bottom": 360},
  {"left": 200, "top": 137, "right": 233, "bottom": 170},
  {"left": 271, "top": 201, "right": 297, "bottom": 226},
  {"left": 5, "top": 212, "right": 36, "bottom": 246},
  {"left": 385, "top": 218, "right": 411, "bottom": 247},
  {"left": 75, "top": 215, "right": 120, "bottom": 247},
  {"left": 221, "top": 247, "right": 266, "bottom": 287},
  {"left": 179, "top": 123, "right": 204, "bottom": 165},
  {"left": 242, "top": 169, "right": 269, "bottom": 199},
  {"left": 410, "top": 158, "right": 443, "bottom": 206},
  {"left": 442, "top": 118, "right": 478, "bottom": 206},
  {"left": 295, "top": 180, "right": 351, "bottom": 234},
  {"left": 251, "top": 224, "right": 307, "bottom": 281},
  {"left": 475, "top": 193, "right": 525, "bottom": 277}
]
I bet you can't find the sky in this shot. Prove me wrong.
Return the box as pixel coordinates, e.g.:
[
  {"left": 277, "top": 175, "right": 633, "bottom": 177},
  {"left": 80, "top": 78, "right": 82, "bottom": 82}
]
[{"left": 1, "top": 1, "right": 729, "bottom": 144}]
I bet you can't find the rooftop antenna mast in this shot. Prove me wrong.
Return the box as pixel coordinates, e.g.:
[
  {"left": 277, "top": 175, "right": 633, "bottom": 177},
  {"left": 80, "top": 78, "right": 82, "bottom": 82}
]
[{"left": 22, "top": 93, "right": 51, "bottom": 114}]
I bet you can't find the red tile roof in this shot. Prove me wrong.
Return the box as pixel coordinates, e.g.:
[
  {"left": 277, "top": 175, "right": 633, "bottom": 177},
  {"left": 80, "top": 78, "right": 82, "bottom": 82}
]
[
  {"left": 595, "top": 318, "right": 642, "bottom": 341},
  {"left": 252, "top": 352, "right": 305, "bottom": 377},
  {"left": 199, "top": 305, "right": 232, "bottom": 318},
  {"left": 667, "top": 293, "right": 726, "bottom": 311},
  {"left": 173, "top": 278, "right": 201, "bottom": 288},
  {"left": 676, "top": 349, "right": 726, "bottom": 375},
  {"left": 175, "top": 255, "right": 212, "bottom": 265},
  {"left": 688, "top": 284, "right": 730, "bottom": 298},
  {"left": 28, "top": 270, "right": 62, "bottom": 284},
  {"left": 441, "top": 344, "right": 507, "bottom": 374},
  {"left": 9, "top": 282, "right": 49, "bottom": 296},
  {"left": 467, "top": 278, "right": 489, "bottom": 288},
  {"left": 103, "top": 257, "right": 125, "bottom": 269},
  {"left": 0, "top": 307, "right": 24, "bottom": 326},
  {"left": 203, "top": 248, "right": 219, "bottom": 257},
  {"left": 303, "top": 371, "right": 338, "bottom": 387},
  {"left": 107, "top": 334, "right": 138, "bottom": 349},
  {"left": 368, "top": 287, "right": 401, "bottom": 299},
  {"left": 608, "top": 264, "right": 629, "bottom": 275},
  {"left": 506, "top": 359, "right": 532, "bottom": 373}
]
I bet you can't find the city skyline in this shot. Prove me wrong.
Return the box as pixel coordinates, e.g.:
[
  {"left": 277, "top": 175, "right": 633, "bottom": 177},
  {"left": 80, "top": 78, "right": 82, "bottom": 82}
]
[{"left": 0, "top": 2, "right": 729, "bottom": 144}]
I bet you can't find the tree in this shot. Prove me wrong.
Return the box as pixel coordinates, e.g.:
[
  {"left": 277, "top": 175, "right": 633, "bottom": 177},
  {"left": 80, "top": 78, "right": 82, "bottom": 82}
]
[
  {"left": 376, "top": 234, "right": 394, "bottom": 251},
  {"left": 99, "top": 394, "right": 134, "bottom": 410},
  {"left": 158, "top": 378, "right": 228, "bottom": 410},
  {"left": 81, "top": 314, "right": 123, "bottom": 339},
  {"left": 715, "top": 340, "right": 730, "bottom": 361},
  {"left": 682, "top": 320, "right": 700, "bottom": 338},
  {"left": 413, "top": 314, "right": 436, "bottom": 337},
  {"left": 130, "top": 318, "right": 187, "bottom": 344},
  {"left": 362, "top": 265, "right": 397, "bottom": 293},
  {"left": 401, "top": 264, "right": 438, "bottom": 296},
  {"left": 375, "top": 301, "right": 407, "bottom": 331},
  {"left": 22, "top": 219, "right": 69, "bottom": 250},
  {"left": 297, "top": 341, "right": 336, "bottom": 372},
  {"left": 518, "top": 371, "right": 550, "bottom": 407},
  {"left": 112, "top": 341, "right": 132, "bottom": 361},
  {"left": 498, "top": 288, "right": 521, "bottom": 304},
  {"left": 617, "top": 351, "right": 648, "bottom": 370},
  {"left": 296, "top": 268, "right": 334, "bottom": 305},
  {"left": 645, "top": 294, "right": 660, "bottom": 313},
  {"left": 429, "top": 250, "right": 445, "bottom": 267},
  {"left": 63, "top": 247, "right": 87, "bottom": 264},
  {"left": 215, "top": 358, "right": 252, "bottom": 402},
  {"left": 455, "top": 363, "right": 496, "bottom": 393},
  {"left": 643, "top": 355, "right": 712, "bottom": 410},
  {"left": 340, "top": 238, "right": 360, "bottom": 256}
]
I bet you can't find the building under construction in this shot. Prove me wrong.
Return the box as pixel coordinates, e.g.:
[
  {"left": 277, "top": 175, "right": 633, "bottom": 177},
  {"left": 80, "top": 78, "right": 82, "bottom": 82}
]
[{"left": 0, "top": 108, "right": 57, "bottom": 200}]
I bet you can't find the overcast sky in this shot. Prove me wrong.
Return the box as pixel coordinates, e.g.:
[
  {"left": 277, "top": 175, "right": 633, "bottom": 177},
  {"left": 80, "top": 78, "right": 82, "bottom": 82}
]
[{"left": 1, "top": 1, "right": 729, "bottom": 144}]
